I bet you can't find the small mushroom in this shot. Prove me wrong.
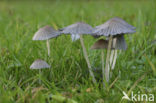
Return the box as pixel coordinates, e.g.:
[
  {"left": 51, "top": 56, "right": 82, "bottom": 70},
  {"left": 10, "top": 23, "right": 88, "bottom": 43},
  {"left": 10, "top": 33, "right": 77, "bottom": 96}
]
[
  {"left": 30, "top": 59, "right": 50, "bottom": 69},
  {"left": 93, "top": 17, "right": 136, "bottom": 83},
  {"left": 30, "top": 59, "right": 50, "bottom": 84},
  {"left": 61, "top": 22, "right": 96, "bottom": 84},
  {"left": 33, "top": 25, "right": 60, "bottom": 56}
]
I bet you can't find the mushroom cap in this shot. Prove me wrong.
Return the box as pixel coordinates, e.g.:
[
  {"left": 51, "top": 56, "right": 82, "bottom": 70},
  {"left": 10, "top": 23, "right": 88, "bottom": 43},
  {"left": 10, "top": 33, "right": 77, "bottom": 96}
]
[
  {"left": 30, "top": 59, "right": 50, "bottom": 69},
  {"left": 33, "top": 25, "right": 60, "bottom": 40},
  {"left": 61, "top": 22, "right": 93, "bottom": 35},
  {"left": 91, "top": 35, "right": 127, "bottom": 50},
  {"left": 91, "top": 39, "right": 109, "bottom": 50},
  {"left": 93, "top": 17, "right": 136, "bottom": 36}
]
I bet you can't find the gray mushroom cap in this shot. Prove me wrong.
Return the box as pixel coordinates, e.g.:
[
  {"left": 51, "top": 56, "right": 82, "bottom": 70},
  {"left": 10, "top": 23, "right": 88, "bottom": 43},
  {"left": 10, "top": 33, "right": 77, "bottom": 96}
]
[
  {"left": 33, "top": 25, "right": 60, "bottom": 40},
  {"left": 91, "top": 35, "right": 127, "bottom": 50},
  {"left": 93, "top": 17, "right": 136, "bottom": 36},
  {"left": 61, "top": 22, "right": 94, "bottom": 35},
  {"left": 30, "top": 59, "right": 50, "bottom": 69}
]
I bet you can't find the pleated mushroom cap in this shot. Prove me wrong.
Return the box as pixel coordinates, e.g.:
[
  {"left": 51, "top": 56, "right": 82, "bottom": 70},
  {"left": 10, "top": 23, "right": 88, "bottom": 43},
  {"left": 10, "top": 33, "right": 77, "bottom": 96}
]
[
  {"left": 94, "top": 17, "right": 136, "bottom": 36},
  {"left": 61, "top": 22, "right": 93, "bottom": 35},
  {"left": 33, "top": 25, "right": 60, "bottom": 40},
  {"left": 91, "top": 35, "right": 127, "bottom": 50},
  {"left": 30, "top": 59, "right": 50, "bottom": 69}
]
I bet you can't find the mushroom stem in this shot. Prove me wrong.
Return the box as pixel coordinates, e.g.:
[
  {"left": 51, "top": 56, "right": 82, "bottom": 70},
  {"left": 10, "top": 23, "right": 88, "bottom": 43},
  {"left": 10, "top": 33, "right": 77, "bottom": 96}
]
[
  {"left": 109, "top": 50, "right": 114, "bottom": 68},
  {"left": 46, "top": 40, "right": 50, "bottom": 56},
  {"left": 79, "top": 35, "right": 97, "bottom": 84},
  {"left": 39, "top": 69, "right": 41, "bottom": 84},
  {"left": 105, "top": 35, "right": 113, "bottom": 82},
  {"left": 109, "top": 50, "right": 114, "bottom": 78},
  {"left": 109, "top": 50, "right": 118, "bottom": 78},
  {"left": 111, "top": 50, "right": 117, "bottom": 70},
  {"left": 110, "top": 38, "right": 117, "bottom": 70}
]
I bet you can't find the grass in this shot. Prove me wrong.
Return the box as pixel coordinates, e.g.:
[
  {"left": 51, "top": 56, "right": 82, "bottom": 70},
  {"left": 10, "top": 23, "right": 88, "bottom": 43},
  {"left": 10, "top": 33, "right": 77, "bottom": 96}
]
[{"left": 0, "top": 0, "right": 156, "bottom": 103}]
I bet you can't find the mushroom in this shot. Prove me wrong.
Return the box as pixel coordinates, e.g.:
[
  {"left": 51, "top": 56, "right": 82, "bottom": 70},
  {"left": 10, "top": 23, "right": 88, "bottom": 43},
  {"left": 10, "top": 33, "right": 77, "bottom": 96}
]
[
  {"left": 33, "top": 25, "right": 60, "bottom": 56},
  {"left": 93, "top": 17, "right": 136, "bottom": 83},
  {"left": 30, "top": 59, "right": 50, "bottom": 69},
  {"left": 60, "top": 22, "right": 96, "bottom": 84},
  {"left": 30, "top": 59, "right": 50, "bottom": 84}
]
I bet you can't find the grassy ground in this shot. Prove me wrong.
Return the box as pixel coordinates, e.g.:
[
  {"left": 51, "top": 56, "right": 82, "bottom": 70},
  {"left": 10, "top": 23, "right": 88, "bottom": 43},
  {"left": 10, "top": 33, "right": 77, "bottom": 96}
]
[{"left": 0, "top": 0, "right": 156, "bottom": 103}]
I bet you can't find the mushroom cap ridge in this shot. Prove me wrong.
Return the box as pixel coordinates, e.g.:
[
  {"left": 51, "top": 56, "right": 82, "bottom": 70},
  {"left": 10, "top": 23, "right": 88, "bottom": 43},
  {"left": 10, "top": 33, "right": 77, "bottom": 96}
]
[
  {"left": 61, "top": 22, "right": 94, "bottom": 35},
  {"left": 93, "top": 17, "right": 136, "bottom": 36},
  {"left": 33, "top": 25, "right": 60, "bottom": 40}
]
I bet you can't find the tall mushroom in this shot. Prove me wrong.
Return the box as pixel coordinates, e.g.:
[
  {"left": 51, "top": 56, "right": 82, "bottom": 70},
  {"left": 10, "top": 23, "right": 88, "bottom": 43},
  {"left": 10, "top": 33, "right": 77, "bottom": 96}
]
[
  {"left": 93, "top": 17, "right": 136, "bottom": 83},
  {"left": 33, "top": 25, "right": 60, "bottom": 56},
  {"left": 30, "top": 59, "right": 50, "bottom": 84},
  {"left": 60, "top": 22, "right": 97, "bottom": 84}
]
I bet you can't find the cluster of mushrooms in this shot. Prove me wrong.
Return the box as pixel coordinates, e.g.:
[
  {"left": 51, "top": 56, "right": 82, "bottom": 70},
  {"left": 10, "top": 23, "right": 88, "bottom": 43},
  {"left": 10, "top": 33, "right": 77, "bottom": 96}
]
[{"left": 30, "top": 17, "right": 136, "bottom": 86}]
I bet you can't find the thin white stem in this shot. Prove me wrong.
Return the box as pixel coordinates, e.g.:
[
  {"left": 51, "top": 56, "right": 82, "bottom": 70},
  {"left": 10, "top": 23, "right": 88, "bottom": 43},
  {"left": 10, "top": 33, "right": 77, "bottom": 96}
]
[
  {"left": 111, "top": 38, "right": 117, "bottom": 70},
  {"left": 39, "top": 69, "right": 41, "bottom": 84},
  {"left": 79, "top": 35, "right": 97, "bottom": 84},
  {"left": 109, "top": 50, "right": 114, "bottom": 78},
  {"left": 46, "top": 40, "right": 50, "bottom": 56},
  {"left": 109, "top": 50, "right": 114, "bottom": 67},
  {"left": 105, "top": 36, "right": 113, "bottom": 82},
  {"left": 112, "top": 50, "right": 117, "bottom": 70}
]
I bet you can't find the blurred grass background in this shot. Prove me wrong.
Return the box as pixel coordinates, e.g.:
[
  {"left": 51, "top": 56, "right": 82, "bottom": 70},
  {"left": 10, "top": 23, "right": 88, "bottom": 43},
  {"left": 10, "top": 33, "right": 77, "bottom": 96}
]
[{"left": 0, "top": 0, "right": 156, "bottom": 103}]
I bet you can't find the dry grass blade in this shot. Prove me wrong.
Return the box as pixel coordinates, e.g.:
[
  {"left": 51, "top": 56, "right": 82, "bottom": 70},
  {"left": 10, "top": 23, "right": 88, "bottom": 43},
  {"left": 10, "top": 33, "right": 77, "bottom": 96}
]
[
  {"left": 152, "top": 87, "right": 156, "bottom": 91},
  {"left": 144, "top": 55, "right": 156, "bottom": 76},
  {"left": 32, "top": 86, "right": 48, "bottom": 99},
  {"left": 128, "top": 72, "right": 147, "bottom": 96},
  {"left": 109, "top": 76, "right": 119, "bottom": 90},
  {"left": 31, "top": 86, "right": 48, "bottom": 94}
]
